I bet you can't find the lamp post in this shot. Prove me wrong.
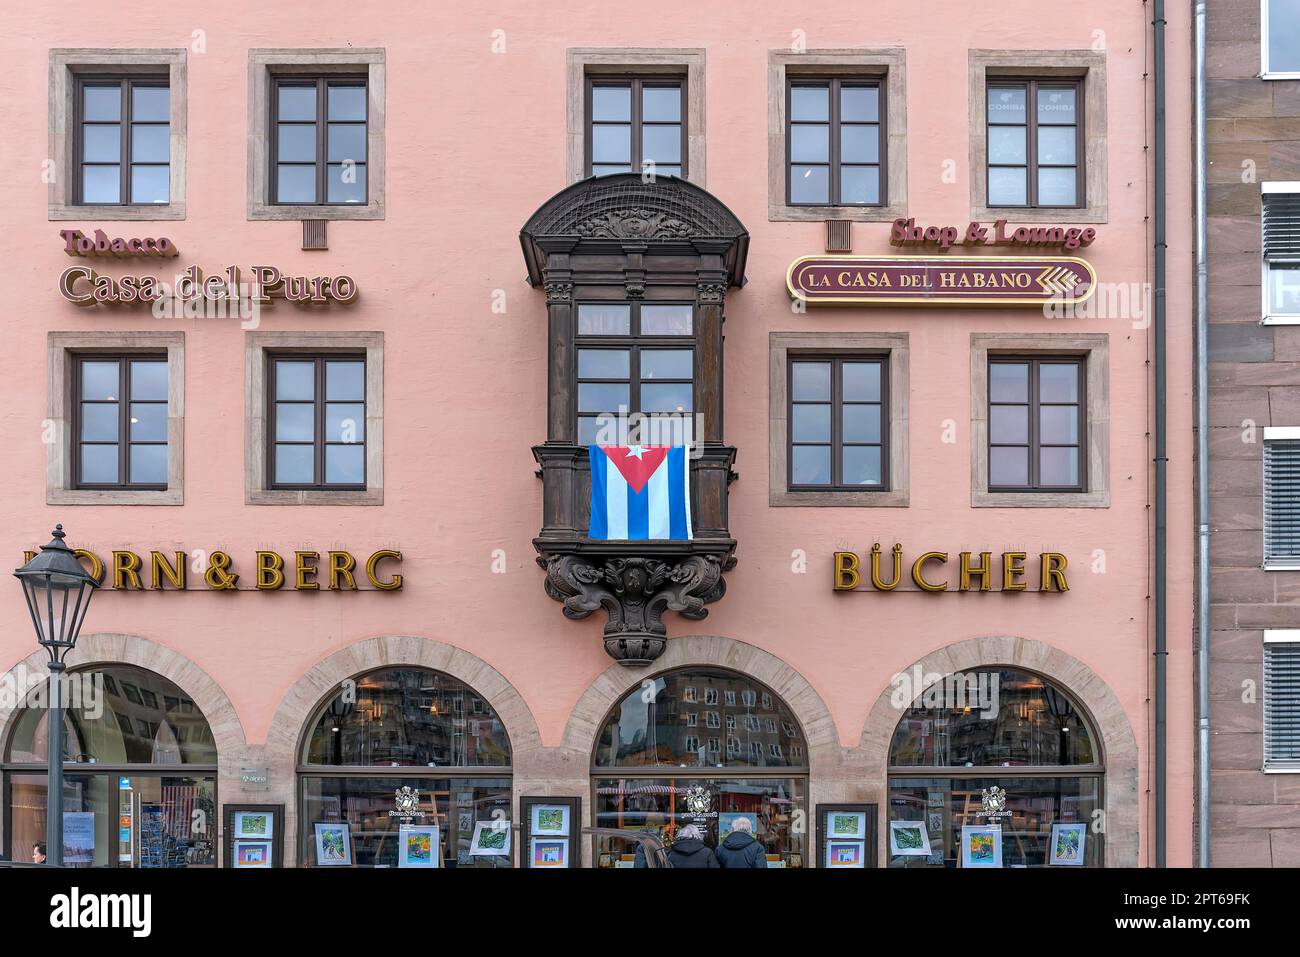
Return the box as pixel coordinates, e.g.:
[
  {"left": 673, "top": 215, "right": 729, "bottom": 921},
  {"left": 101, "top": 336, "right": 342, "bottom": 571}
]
[{"left": 13, "top": 525, "right": 99, "bottom": 867}]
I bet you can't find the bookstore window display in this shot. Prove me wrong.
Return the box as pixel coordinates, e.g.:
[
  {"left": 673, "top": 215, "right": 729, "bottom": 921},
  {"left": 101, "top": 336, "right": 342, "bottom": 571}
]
[
  {"left": 3, "top": 664, "right": 218, "bottom": 867},
  {"left": 886, "top": 667, "right": 1103, "bottom": 868},
  {"left": 298, "top": 667, "right": 513, "bottom": 868},
  {"left": 591, "top": 667, "right": 809, "bottom": 868}
]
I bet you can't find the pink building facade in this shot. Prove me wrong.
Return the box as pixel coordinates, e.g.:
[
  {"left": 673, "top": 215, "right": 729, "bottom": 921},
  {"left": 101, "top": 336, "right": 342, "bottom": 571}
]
[{"left": 0, "top": 1, "right": 1195, "bottom": 869}]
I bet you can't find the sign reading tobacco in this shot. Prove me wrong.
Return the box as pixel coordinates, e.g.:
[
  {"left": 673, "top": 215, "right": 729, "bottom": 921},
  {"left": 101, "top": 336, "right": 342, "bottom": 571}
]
[{"left": 788, "top": 255, "right": 1095, "bottom": 307}]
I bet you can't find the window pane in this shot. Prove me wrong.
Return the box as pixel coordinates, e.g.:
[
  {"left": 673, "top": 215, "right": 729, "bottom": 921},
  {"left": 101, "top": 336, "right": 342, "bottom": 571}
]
[
  {"left": 840, "top": 85, "right": 879, "bottom": 122},
  {"left": 592, "top": 85, "right": 631, "bottom": 121},
  {"left": 326, "top": 403, "right": 366, "bottom": 442},
  {"left": 988, "top": 166, "right": 1027, "bottom": 206},
  {"left": 327, "top": 85, "right": 366, "bottom": 121},
  {"left": 83, "top": 85, "right": 121, "bottom": 121},
  {"left": 1037, "top": 167, "right": 1077, "bottom": 206},
  {"left": 326, "top": 360, "right": 365, "bottom": 400},
  {"left": 275, "top": 361, "right": 315, "bottom": 400},
  {"left": 278, "top": 85, "right": 317, "bottom": 120},
  {"left": 325, "top": 444, "right": 365, "bottom": 484},
  {"left": 640, "top": 349, "right": 691, "bottom": 379},
  {"left": 578, "top": 417, "right": 603, "bottom": 445},
  {"left": 1040, "top": 405, "right": 1080, "bottom": 444},
  {"left": 790, "top": 165, "right": 830, "bottom": 203},
  {"left": 843, "top": 445, "right": 882, "bottom": 486},
  {"left": 842, "top": 361, "right": 882, "bottom": 401},
  {"left": 1040, "top": 446, "right": 1079, "bottom": 486},
  {"left": 840, "top": 125, "right": 879, "bottom": 164},
  {"left": 276, "top": 165, "right": 316, "bottom": 203},
  {"left": 327, "top": 163, "right": 366, "bottom": 203},
  {"left": 132, "top": 86, "right": 170, "bottom": 121},
  {"left": 792, "top": 445, "right": 831, "bottom": 485},
  {"left": 82, "top": 165, "right": 120, "bottom": 203},
  {"left": 1269, "top": 0, "right": 1300, "bottom": 71},
  {"left": 1039, "top": 363, "right": 1080, "bottom": 402},
  {"left": 642, "top": 124, "right": 681, "bottom": 164},
  {"left": 131, "top": 124, "right": 169, "bottom": 162},
  {"left": 641, "top": 382, "right": 692, "bottom": 413},
  {"left": 80, "top": 404, "right": 118, "bottom": 441},
  {"left": 792, "top": 404, "right": 831, "bottom": 442},
  {"left": 988, "top": 126, "right": 1026, "bottom": 165},
  {"left": 790, "top": 85, "right": 829, "bottom": 121},
  {"left": 990, "top": 405, "right": 1029, "bottom": 444},
  {"left": 592, "top": 164, "right": 632, "bottom": 176},
  {"left": 642, "top": 86, "right": 681, "bottom": 122},
  {"left": 275, "top": 403, "right": 314, "bottom": 441},
  {"left": 1037, "top": 86, "right": 1077, "bottom": 124},
  {"left": 990, "top": 446, "right": 1029, "bottom": 487},
  {"left": 578, "top": 382, "right": 629, "bottom": 412},
  {"left": 653, "top": 165, "right": 682, "bottom": 178},
  {"left": 328, "top": 123, "right": 366, "bottom": 162},
  {"left": 130, "top": 444, "right": 167, "bottom": 484},
  {"left": 275, "top": 444, "right": 314, "bottom": 484},
  {"left": 792, "top": 362, "right": 831, "bottom": 401},
  {"left": 129, "top": 403, "right": 167, "bottom": 442},
  {"left": 840, "top": 166, "right": 880, "bottom": 204},
  {"left": 1038, "top": 126, "right": 1077, "bottom": 165},
  {"left": 81, "top": 361, "right": 121, "bottom": 400},
  {"left": 989, "top": 362, "right": 1029, "bottom": 402},
  {"left": 79, "top": 444, "right": 119, "bottom": 484},
  {"left": 592, "top": 124, "right": 631, "bottom": 163},
  {"left": 579, "top": 349, "right": 630, "bottom": 378},
  {"left": 130, "top": 166, "right": 169, "bottom": 204},
  {"left": 640, "top": 305, "right": 693, "bottom": 336},
  {"left": 1268, "top": 264, "right": 1300, "bottom": 314},
  {"left": 83, "top": 125, "right": 120, "bottom": 162},
  {"left": 987, "top": 86, "right": 1026, "bottom": 123},
  {"left": 790, "top": 124, "right": 829, "bottom": 163},
  {"left": 277, "top": 124, "right": 316, "bottom": 162},
  {"left": 843, "top": 404, "right": 881, "bottom": 443},
  {"left": 578, "top": 303, "right": 631, "bottom": 336}
]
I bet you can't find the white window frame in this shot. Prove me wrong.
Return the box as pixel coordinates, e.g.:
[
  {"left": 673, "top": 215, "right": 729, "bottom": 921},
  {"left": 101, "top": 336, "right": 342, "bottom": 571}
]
[
  {"left": 1262, "top": 1, "right": 1300, "bottom": 80},
  {"left": 1263, "top": 630, "right": 1300, "bottom": 771},
  {"left": 1262, "top": 183, "right": 1300, "bottom": 324},
  {"left": 1263, "top": 427, "right": 1300, "bottom": 568}
]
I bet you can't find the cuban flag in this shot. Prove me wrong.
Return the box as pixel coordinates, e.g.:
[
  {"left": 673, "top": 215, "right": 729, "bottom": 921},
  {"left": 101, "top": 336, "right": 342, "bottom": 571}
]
[{"left": 589, "top": 445, "right": 692, "bottom": 540}]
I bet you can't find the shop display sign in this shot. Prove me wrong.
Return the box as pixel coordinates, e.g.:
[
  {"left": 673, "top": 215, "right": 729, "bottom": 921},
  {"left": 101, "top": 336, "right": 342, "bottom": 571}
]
[
  {"left": 889, "top": 217, "right": 1097, "bottom": 251},
  {"left": 833, "top": 545, "right": 1069, "bottom": 593},
  {"left": 225, "top": 804, "right": 284, "bottom": 870},
  {"left": 788, "top": 254, "right": 1095, "bottom": 306}
]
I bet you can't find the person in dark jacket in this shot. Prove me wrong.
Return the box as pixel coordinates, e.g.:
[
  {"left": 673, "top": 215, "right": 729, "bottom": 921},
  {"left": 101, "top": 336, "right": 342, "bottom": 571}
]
[
  {"left": 715, "top": 816, "right": 767, "bottom": 868},
  {"left": 667, "top": 824, "right": 719, "bottom": 868}
]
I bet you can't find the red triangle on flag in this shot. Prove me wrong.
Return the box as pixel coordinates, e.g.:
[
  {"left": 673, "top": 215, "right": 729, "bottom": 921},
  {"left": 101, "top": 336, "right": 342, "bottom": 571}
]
[{"left": 602, "top": 446, "right": 669, "bottom": 493}]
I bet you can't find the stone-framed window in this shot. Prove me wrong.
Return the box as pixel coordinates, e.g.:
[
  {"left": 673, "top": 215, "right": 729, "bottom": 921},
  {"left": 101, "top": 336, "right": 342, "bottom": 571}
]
[
  {"left": 247, "top": 49, "right": 385, "bottom": 221},
  {"left": 48, "top": 49, "right": 187, "bottom": 221},
  {"left": 245, "top": 331, "right": 384, "bottom": 505},
  {"left": 46, "top": 331, "right": 185, "bottom": 505},
  {"left": 769, "top": 332, "right": 909, "bottom": 507},
  {"left": 970, "top": 332, "right": 1109, "bottom": 508},
  {"left": 968, "top": 49, "right": 1107, "bottom": 223},
  {"left": 767, "top": 48, "right": 907, "bottom": 223},
  {"left": 1262, "top": 0, "right": 1300, "bottom": 79},
  {"left": 566, "top": 48, "right": 706, "bottom": 185}
]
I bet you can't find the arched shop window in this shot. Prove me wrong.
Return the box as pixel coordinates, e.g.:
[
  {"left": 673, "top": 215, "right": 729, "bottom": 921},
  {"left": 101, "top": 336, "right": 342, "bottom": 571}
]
[
  {"left": 592, "top": 667, "right": 809, "bottom": 868},
  {"left": 3, "top": 664, "right": 217, "bottom": 867},
  {"left": 299, "top": 667, "right": 513, "bottom": 868},
  {"left": 887, "top": 667, "right": 1104, "bottom": 868}
]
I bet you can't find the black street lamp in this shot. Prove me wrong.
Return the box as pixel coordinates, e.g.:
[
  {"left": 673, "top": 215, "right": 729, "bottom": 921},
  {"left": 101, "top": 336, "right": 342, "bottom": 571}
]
[{"left": 13, "top": 525, "right": 99, "bottom": 867}]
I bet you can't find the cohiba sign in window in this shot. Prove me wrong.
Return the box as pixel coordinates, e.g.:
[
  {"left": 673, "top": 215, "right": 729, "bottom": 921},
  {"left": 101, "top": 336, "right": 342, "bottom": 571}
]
[
  {"left": 787, "top": 255, "right": 1095, "bottom": 307},
  {"left": 833, "top": 546, "right": 1068, "bottom": 593}
]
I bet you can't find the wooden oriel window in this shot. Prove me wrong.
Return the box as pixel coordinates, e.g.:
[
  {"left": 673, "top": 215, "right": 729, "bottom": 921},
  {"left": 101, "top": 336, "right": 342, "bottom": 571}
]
[
  {"left": 268, "top": 355, "right": 366, "bottom": 489},
  {"left": 271, "top": 77, "right": 368, "bottom": 205},
  {"left": 788, "top": 356, "right": 888, "bottom": 489},
  {"left": 585, "top": 77, "right": 685, "bottom": 178},
  {"left": 786, "top": 77, "right": 884, "bottom": 206},
  {"left": 988, "top": 356, "right": 1086, "bottom": 492},
  {"left": 75, "top": 78, "right": 170, "bottom": 205},
  {"left": 986, "top": 78, "right": 1083, "bottom": 208},
  {"left": 73, "top": 355, "right": 168, "bottom": 489}
]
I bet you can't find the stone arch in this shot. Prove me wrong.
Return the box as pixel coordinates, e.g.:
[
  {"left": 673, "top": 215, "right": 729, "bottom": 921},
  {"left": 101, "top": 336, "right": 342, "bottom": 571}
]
[{"left": 858, "top": 635, "right": 1139, "bottom": 867}]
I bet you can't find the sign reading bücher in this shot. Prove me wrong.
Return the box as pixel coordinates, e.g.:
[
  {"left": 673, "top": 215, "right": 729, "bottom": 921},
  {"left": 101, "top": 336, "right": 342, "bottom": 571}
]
[{"left": 833, "top": 545, "right": 1069, "bottom": 593}]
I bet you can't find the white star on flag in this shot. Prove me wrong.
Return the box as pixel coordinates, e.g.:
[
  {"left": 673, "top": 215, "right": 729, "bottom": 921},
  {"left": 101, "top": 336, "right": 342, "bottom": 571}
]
[{"left": 626, "top": 445, "right": 648, "bottom": 459}]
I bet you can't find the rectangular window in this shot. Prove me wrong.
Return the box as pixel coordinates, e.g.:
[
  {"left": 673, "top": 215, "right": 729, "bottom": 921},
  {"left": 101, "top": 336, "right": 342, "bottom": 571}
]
[
  {"left": 1264, "top": 633, "right": 1300, "bottom": 770},
  {"left": 1264, "top": 431, "right": 1300, "bottom": 568},
  {"left": 586, "top": 77, "right": 684, "bottom": 177},
  {"left": 576, "top": 302, "right": 693, "bottom": 445},
  {"left": 73, "top": 355, "right": 168, "bottom": 489},
  {"left": 788, "top": 356, "right": 888, "bottom": 490},
  {"left": 271, "top": 77, "right": 368, "bottom": 205},
  {"left": 787, "top": 77, "right": 883, "bottom": 206},
  {"left": 986, "top": 79, "right": 1082, "bottom": 208},
  {"left": 1264, "top": 0, "right": 1300, "bottom": 77},
  {"left": 1263, "top": 185, "right": 1300, "bottom": 322},
  {"left": 987, "top": 357, "right": 1086, "bottom": 492},
  {"left": 268, "top": 355, "right": 367, "bottom": 489},
  {"left": 76, "top": 78, "right": 169, "bottom": 205}
]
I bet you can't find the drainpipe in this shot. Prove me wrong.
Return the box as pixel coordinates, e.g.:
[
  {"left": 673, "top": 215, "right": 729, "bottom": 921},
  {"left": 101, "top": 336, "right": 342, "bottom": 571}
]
[
  {"left": 1193, "top": 0, "right": 1211, "bottom": 869},
  {"left": 1152, "top": 0, "right": 1168, "bottom": 868}
]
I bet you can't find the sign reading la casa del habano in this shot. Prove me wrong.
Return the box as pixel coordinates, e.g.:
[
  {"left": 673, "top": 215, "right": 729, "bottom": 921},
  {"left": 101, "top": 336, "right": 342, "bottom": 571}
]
[{"left": 833, "top": 545, "right": 1069, "bottom": 593}]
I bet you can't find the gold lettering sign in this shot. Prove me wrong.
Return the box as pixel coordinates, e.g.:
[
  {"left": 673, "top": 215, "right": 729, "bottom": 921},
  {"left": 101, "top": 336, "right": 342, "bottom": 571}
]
[{"left": 833, "top": 545, "right": 1069, "bottom": 593}]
